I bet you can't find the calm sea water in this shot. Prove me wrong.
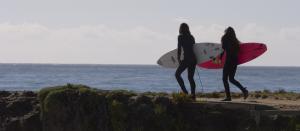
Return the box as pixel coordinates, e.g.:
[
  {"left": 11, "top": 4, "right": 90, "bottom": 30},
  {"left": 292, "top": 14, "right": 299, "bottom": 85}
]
[{"left": 0, "top": 64, "right": 299, "bottom": 93}]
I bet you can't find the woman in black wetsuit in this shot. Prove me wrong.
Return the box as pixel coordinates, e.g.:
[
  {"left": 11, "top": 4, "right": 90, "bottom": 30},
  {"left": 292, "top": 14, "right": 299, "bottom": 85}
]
[
  {"left": 220, "top": 27, "right": 248, "bottom": 101},
  {"left": 175, "top": 23, "right": 197, "bottom": 100}
]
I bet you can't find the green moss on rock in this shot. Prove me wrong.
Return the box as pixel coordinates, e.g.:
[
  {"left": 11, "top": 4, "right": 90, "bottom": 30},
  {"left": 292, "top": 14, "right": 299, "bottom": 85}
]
[
  {"left": 39, "top": 84, "right": 109, "bottom": 131},
  {"left": 36, "top": 85, "right": 300, "bottom": 131}
]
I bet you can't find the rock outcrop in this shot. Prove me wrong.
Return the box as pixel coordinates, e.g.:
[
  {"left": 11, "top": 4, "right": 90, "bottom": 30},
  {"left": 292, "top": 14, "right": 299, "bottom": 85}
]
[
  {"left": 0, "top": 84, "right": 300, "bottom": 131},
  {"left": 0, "top": 91, "right": 41, "bottom": 131}
]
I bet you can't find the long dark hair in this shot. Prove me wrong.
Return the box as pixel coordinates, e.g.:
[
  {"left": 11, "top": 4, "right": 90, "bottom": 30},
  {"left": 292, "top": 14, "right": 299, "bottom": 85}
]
[
  {"left": 221, "top": 26, "right": 240, "bottom": 53},
  {"left": 179, "top": 23, "right": 191, "bottom": 35}
]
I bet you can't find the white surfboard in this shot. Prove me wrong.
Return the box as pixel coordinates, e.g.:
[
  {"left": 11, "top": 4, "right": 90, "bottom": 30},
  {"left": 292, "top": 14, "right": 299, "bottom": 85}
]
[{"left": 157, "top": 43, "right": 222, "bottom": 68}]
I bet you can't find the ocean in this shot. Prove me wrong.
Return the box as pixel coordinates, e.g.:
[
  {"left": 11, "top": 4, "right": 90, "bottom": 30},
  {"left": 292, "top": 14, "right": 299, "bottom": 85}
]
[{"left": 0, "top": 64, "right": 299, "bottom": 93}]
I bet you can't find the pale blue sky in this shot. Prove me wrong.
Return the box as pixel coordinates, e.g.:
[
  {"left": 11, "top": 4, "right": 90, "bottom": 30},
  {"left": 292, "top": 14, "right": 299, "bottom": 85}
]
[
  {"left": 0, "top": 0, "right": 299, "bottom": 66},
  {"left": 2, "top": 0, "right": 299, "bottom": 27}
]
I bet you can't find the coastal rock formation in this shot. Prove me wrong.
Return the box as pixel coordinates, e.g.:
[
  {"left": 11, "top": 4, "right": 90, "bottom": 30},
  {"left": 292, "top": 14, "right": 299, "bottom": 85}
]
[
  {"left": 0, "top": 91, "right": 41, "bottom": 131},
  {"left": 0, "top": 84, "right": 300, "bottom": 131},
  {"left": 39, "top": 84, "right": 109, "bottom": 131}
]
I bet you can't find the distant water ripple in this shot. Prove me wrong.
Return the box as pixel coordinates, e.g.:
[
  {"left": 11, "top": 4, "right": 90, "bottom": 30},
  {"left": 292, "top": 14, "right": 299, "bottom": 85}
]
[{"left": 0, "top": 64, "right": 299, "bottom": 93}]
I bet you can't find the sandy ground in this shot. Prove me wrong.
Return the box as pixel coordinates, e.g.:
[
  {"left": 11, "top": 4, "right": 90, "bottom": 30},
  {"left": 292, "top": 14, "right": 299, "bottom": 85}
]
[{"left": 196, "top": 97, "right": 300, "bottom": 111}]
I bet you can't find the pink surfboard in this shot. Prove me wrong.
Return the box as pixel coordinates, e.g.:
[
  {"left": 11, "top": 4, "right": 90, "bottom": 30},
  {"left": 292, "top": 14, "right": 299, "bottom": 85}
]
[{"left": 199, "top": 43, "right": 267, "bottom": 69}]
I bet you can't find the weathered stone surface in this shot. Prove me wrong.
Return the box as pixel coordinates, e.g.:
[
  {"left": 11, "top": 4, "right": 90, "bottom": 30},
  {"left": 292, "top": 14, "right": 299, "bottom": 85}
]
[
  {"left": 0, "top": 91, "right": 41, "bottom": 131},
  {"left": 1, "top": 85, "right": 300, "bottom": 131},
  {"left": 40, "top": 84, "right": 109, "bottom": 131}
]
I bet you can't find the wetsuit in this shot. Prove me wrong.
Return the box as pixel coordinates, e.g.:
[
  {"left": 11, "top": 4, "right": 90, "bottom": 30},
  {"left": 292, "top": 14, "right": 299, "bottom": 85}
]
[
  {"left": 175, "top": 34, "right": 196, "bottom": 95},
  {"left": 221, "top": 40, "right": 246, "bottom": 98}
]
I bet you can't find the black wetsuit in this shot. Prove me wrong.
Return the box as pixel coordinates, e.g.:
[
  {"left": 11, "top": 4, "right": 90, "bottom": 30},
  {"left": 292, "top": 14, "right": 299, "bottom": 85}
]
[
  {"left": 221, "top": 40, "right": 246, "bottom": 98},
  {"left": 175, "top": 34, "right": 196, "bottom": 95}
]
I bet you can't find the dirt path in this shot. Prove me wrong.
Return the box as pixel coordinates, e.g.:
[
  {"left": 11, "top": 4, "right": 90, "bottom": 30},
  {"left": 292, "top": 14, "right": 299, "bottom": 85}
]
[{"left": 197, "top": 97, "right": 300, "bottom": 110}]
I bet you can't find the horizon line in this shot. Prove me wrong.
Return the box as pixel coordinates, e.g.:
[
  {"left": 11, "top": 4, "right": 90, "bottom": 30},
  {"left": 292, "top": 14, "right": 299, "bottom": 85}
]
[{"left": 0, "top": 62, "right": 299, "bottom": 68}]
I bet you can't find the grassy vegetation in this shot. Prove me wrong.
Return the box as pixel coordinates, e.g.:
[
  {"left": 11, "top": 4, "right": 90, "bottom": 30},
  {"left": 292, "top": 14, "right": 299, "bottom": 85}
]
[{"left": 171, "top": 92, "right": 193, "bottom": 103}]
